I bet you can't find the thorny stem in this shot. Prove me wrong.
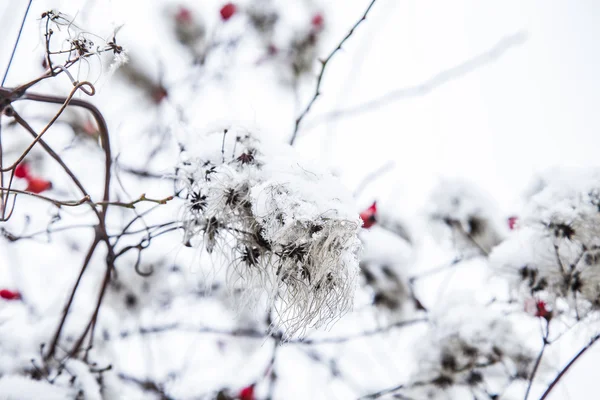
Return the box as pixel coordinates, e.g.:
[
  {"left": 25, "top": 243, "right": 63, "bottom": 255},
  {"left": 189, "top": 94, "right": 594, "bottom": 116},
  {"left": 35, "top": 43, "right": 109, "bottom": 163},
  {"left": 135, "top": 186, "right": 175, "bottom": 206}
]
[{"left": 290, "top": 0, "right": 379, "bottom": 145}]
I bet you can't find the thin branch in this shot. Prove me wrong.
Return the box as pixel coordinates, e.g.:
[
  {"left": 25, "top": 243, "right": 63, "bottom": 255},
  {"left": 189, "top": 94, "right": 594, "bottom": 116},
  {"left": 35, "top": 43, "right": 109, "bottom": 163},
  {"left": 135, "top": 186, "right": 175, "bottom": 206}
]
[
  {"left": 354, "top": 161, "right": 395, "bottom": 197},
  {"left": 289, "top": 317, "right": 427, "bottom": 345},
  {"left": 524, "top": 323, "right": 550, "bottom": 400},
  {"left": 1, "top": 0, "right": 33, "bottom": 86},
  {"left": 0, "top": 187, "right": 90, "bottom": 207},
  {"left": 290, "top": 0, "right": 379, "bottom": 145},
  {"left": 302, "top": 31, "right": 528, "bottom": 132},
  {"left": 45, "top": 238, "right": 100, "bottom": 360},
  {"left": 93, "top": 194, "right": 174, "bottom": 209},
  {"left": 539, "top": 333, "right": 600, "bottom": 400},
  {"left": 1, "top": 82, "right": 95, "bottom": 172}
]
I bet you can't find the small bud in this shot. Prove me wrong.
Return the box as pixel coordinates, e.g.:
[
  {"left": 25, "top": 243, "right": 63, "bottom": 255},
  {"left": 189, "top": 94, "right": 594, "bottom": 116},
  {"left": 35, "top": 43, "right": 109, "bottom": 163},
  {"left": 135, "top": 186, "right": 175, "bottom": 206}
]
[
  {"left": 507, "top": 216, "right": 518, "bottom": 230},
  {"left": 219, "top": 3, "right": 237, "bottom": 21}
]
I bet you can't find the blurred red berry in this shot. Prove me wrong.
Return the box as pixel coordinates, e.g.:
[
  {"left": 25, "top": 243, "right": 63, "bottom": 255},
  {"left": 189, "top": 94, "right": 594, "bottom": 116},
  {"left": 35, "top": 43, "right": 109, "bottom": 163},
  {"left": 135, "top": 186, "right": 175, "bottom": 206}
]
[
  {"left": 535, "top": 300, "right": 551, "bottom": 319},
  {"left": 238, "top": 384, "right": 255, "bottom": 400},
  {"left": 82, "top": 119, "right": 98, "bottom": 137},
  {"left": 0, "top": 289, "right": 21, "bottom": 301},
  {"left": 26, "top": 177, "right": 52, "bottom": 194},
  {"left": 176, "top": 6, "right": 193, "bottom": 24},
  {"left": 508, "top": 216, "right": 518, "bottom": 230},
  {"left": 525, "top": 298, "right": 551, "bottom": 321},
  {"left": 220, "top": 3, "right": 237, "bottom": 21},
  {"left": 152, "top": 86, "right": 169, "bottom": 104},
  {"left": 311, "top": 13, "right": 324, "bottom": 30},
  {"left": 359, "top": 201, "right": 377, "bottom": 229},
  {"left": 14, "top": 163, "right": 30, "bottom": 179}
]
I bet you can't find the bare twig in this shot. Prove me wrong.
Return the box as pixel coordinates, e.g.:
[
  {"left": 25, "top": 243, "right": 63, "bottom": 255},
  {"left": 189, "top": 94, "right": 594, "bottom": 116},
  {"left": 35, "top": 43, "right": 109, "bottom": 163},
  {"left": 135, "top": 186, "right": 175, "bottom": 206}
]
[
  {"left": 539, "top": 333, "right": 600, "bottom": 400},
  {"left": 524, "top": 323, "right": 550, "bottom": 400},
  {"left": 354, "top": 161, "right": 395, "bottom": 197},
  {"left": 1, "top": 0, "right": 33, "bottom": 86},
  {"left": 94, "top": 194, "right": 174, "bottom": 209},
  {"left": 290, "top": 0, "right": 379, "bottom": 145},
  {"left": 289, "top": 317, "right": 427, "bottom": 345},
  {"left": 0, "top": 187, "right": 90, "bottom": 207}
]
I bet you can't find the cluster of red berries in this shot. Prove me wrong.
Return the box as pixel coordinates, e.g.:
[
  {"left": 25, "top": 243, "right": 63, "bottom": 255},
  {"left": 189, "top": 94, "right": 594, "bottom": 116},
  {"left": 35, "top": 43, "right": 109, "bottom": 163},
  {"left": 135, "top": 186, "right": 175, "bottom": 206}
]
[{"left": 15, "top": 163, "right": 52, "bottom": 194}]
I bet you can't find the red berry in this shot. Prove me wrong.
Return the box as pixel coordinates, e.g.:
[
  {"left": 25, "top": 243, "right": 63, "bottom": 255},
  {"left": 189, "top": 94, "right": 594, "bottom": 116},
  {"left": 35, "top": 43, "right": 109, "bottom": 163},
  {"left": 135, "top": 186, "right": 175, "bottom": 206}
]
[
  {"left": 220, "top": 3, "right": 237, "bottom": 21},
  {"left": 0, "top": 289, "right": 21, "bottom": 301},
  {"left": 239, "top": 385, "right": 255, "bottom": 400},
  {"left": 359, "top": 201, "right": 377, "bottom": 229},
  {"left": 14, "top": 163, "right": 30, "bottom": 179},
  {"left": 525, "top": 298, "right": 552, "bottom": 321},
  {"left": 311, "top": 13, "right": 324, "bottom": 30},
  {"left": 82, "top": 119, "right": 98, "bottom": 136},
  {"left": 26, "top": 177, "right": 52, "bottom": 194},
  {"left": 535, "top": 300, "right": 550, "bottom": 319},
  {"left": 507, "top": 216, "right": 518, "bottom": 230},
  {"left": 176, "top": 6, "right": 193, "bottom": 24},
  {"left": 152, "top": 86, "right": 168, "bottom": 104}
]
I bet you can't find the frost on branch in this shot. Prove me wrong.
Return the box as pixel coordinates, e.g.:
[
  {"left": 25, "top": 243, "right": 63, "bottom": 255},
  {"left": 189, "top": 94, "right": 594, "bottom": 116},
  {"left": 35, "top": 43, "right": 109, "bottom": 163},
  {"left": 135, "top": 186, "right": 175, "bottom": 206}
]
[
  {"left": 176, "top": 129, "right": 361, "bottom": 336},
  {"left": 491, "top": 169, "right": 600, "bottom": 317},
  {"left": 428, "top": 179, "right": 504, "bottom": 257},
  {"left": 402, "top": 304, "right": 539, "bottom": 399}
]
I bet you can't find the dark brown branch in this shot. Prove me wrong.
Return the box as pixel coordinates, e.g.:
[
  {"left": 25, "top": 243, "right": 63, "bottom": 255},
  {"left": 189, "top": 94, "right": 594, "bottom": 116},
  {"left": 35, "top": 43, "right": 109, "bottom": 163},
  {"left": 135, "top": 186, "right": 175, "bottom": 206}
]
[{"left": 45, "top": 238, "right": 100, "bottom": 360}]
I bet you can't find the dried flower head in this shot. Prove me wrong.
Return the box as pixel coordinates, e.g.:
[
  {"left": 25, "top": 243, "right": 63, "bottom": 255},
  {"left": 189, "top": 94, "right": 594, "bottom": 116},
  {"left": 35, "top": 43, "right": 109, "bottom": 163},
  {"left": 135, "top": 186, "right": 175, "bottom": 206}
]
[
  {"left": 428, "top": 179, "right": 504, "bottom": 257},
  {"left": 491, "top": 169, "right": 600, "bottom": 317},
  {"left": 401, "top": 303, "right": 539, "bottom": 399},
  {"left": 176, "top": 129, "right": 361, "bottom": 336}
]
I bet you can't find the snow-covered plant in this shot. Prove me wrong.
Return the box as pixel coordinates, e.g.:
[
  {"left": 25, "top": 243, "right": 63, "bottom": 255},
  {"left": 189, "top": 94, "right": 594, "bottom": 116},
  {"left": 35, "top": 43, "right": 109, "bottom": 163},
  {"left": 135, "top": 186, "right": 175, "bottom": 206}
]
[
  {"left": 176, "top": 129, "right": 361, "bottom": 336},
  {"left": 401, "top": 304, "right": 540, "bottom": 400},
  {"left": 491, "top": 169, "right": 600, "bottom": 317},
  {"left": 428, "top": 179, "right": 505, "bottom": 257},
  {"left": 360, "top": 261, "right": 409, "bottom": 313}
]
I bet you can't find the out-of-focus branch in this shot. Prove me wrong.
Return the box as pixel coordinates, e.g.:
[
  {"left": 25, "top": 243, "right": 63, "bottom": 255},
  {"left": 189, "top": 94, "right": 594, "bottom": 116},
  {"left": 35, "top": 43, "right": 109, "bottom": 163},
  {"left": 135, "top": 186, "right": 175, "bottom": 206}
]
[
  {"left": 302, "top": 31, "right": 528, "bottom": 132},
  {"left": 539, "top": 333, "right": 600, "bottom": 400},
  {"left": 290, "top": 0, "right": 379, "bottom": 145},
  {"left": 1, "top": 0, "right": 33, "bottom": 86}
]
